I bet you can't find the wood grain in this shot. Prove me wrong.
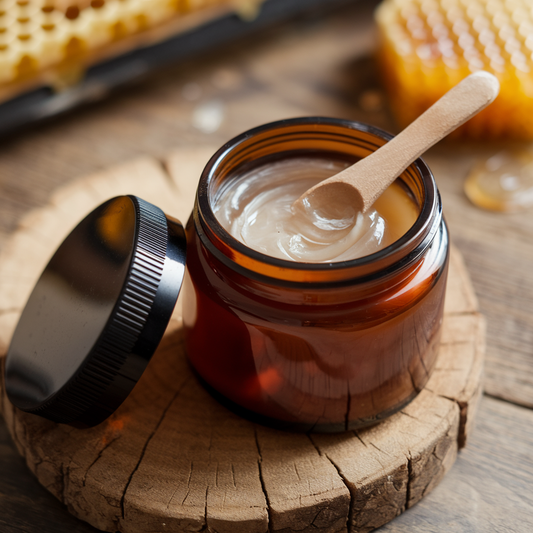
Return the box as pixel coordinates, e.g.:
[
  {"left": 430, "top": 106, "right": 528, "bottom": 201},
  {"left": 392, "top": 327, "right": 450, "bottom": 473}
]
[
  {"left": 0, "top": 145, "right": 483, "bottom": 532},
  {"left": 4, "top": 394, "right": 532, "bottom": 533},
  {"left": 0, "top": 418, "right": 100, "bottom": 533},
  {"left": 379, "top": 395, "right": 533, "bottom": 533}
]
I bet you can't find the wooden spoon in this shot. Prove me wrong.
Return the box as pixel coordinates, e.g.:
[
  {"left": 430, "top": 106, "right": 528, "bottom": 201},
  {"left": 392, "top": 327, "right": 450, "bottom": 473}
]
[{"left": 292, "top": 71, "right": 500, "bottom": 217}]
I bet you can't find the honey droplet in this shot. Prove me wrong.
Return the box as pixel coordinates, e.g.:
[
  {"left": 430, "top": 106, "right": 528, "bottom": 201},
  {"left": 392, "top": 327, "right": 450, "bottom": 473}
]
[{"left": 464, "top": 149, "right": 533, "bottom": 211}]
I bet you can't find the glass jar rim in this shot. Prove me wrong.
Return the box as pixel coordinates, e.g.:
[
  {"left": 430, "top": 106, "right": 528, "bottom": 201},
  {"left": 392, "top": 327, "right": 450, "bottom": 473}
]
[{"left": 195, "top": 117, "right": 441, "bottom": 285}]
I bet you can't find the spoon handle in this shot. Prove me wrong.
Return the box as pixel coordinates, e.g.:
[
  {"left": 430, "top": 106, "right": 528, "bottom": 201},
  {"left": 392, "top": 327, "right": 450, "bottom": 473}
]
[{"left": 327, "top": 71, "right": 500, "bottom": 212}]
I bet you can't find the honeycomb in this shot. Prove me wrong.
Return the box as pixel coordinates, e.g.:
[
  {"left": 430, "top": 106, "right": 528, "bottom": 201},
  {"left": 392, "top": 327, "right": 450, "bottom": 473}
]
[
  {"left": 0, "top": 0, "right": 263, "bottom": 100},
  {"left": 376, "top": 0, "right": 533, "bottom": 139}
]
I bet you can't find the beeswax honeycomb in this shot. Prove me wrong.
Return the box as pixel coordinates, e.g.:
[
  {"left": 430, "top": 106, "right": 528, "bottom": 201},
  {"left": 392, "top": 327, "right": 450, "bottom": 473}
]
[
  {"left": 376, "top": 0, "right": 533, "bottom": 139},
  {"left": 0, "top": 0, "right": 263, "bottom": 101}
]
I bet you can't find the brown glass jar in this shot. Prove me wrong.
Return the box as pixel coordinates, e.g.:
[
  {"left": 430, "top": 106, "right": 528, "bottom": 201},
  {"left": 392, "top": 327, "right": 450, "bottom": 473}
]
[{"left": 182, "top": 117, "right": 448, "bottom": 432}]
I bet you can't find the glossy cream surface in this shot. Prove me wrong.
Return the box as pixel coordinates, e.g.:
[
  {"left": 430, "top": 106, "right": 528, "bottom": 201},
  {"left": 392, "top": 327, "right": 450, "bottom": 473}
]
[{"left": 213, "top": 156, "right": 419, "bottom": 262}]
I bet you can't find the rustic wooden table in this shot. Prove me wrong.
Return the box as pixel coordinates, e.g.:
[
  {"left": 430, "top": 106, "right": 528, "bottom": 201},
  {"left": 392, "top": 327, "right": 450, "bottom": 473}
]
[{"left": 1, "top": 1, "right": 532, "bottom": 531}]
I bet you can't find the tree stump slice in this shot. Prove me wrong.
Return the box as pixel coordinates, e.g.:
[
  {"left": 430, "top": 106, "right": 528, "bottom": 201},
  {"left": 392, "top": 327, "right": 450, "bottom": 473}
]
[{"left": 0, "top": 148, "right": 485, "bottom": 533}]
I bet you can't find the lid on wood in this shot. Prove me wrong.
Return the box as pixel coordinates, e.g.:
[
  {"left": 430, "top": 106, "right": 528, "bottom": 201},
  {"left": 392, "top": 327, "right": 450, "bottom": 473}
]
[{"left": 4, "top": 195, "right": 187, "bottom": 427}]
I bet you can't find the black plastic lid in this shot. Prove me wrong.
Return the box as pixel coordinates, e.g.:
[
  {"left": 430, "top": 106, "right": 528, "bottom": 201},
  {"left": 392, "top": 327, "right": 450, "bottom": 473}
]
[{"left": 4, "top": 195, "right": 186, "bottom": 427}]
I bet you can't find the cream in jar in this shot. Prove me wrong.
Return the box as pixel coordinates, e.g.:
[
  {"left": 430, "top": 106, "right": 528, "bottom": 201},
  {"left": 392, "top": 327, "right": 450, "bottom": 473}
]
[{"left": 214, "top": 156, "right": 419, "bottom": 262}]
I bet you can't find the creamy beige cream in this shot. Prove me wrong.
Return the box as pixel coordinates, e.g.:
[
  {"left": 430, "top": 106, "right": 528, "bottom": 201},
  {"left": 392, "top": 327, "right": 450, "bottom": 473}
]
[{"left": 214, "top": 156, "right": 419, "bottom": 262}]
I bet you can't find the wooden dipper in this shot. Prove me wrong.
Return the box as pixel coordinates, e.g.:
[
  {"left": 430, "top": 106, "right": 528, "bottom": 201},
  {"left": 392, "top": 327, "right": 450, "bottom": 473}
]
[{"left": 293, "top": 71, "right": 500, "bottom": 216}]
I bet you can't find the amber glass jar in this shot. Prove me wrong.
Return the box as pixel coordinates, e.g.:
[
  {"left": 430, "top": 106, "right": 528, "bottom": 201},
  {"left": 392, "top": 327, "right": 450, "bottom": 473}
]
[{"left": 182, "top": 117, "right": 448, "bottom": 432}]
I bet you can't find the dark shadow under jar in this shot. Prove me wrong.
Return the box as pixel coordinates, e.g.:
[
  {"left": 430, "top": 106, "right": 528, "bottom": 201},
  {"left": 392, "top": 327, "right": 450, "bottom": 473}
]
[{"left": 182, "top": 117, "right": 449, "bottom": 433}]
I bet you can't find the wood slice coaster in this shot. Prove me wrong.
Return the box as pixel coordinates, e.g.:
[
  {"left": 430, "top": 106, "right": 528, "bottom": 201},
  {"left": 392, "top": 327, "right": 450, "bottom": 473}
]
[{"left": 0, "top": 148, "right": 485, "bottom": 533}]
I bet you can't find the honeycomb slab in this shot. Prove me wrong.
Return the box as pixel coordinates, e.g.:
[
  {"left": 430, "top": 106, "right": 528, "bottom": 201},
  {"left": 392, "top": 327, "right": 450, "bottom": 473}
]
[
  {"left": 0, "top": 0, "right": 263, "bottom": 101},
  {"left": 377, "top": 0, "right": 533, "bottom": 139}
]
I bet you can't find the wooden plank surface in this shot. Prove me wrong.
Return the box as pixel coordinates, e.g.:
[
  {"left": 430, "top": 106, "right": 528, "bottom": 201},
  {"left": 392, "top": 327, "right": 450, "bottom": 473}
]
[
  {"left": 0, "top": 149, "right": 483, "bottom": 533},
  {"left": 0, "top": 0, "right": 532, "bottom": 531},
  {"left": 426, "top": 148, "right": 533, "bottom": 409}
]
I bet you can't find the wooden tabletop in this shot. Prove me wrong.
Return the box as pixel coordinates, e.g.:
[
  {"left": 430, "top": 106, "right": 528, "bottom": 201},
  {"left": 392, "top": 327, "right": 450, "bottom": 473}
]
[{"left": 1, "top": 1, "right": 532, "bottom": 531}]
